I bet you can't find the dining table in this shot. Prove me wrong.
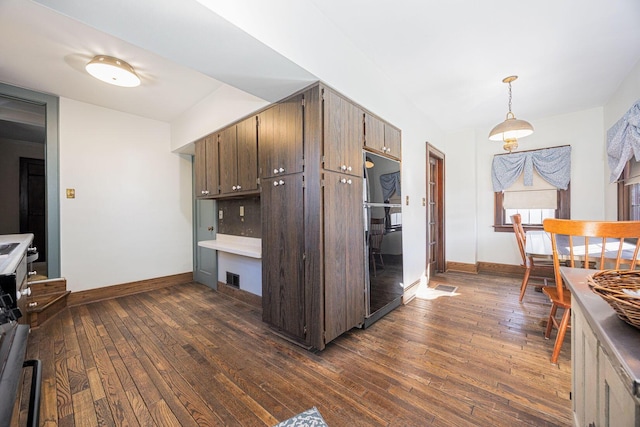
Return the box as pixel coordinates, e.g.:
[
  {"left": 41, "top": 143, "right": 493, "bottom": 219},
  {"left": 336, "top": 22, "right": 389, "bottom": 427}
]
[{"left": 525, "top": 230, "right": 639, "bottom": 262}]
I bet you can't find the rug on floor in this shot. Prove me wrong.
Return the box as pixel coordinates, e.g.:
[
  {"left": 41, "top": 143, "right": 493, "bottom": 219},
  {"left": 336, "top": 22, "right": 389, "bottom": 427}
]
[{"left": 273, "top": 407, "right": 328, "bottom": 427}]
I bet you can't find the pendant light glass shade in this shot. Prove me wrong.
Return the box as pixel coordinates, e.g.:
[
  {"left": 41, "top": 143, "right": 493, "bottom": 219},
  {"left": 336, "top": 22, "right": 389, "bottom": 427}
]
[
  {"left": 86, "top": 55, "right": 140, "bottom": 87},
  {"left": 488, "top": 76, "right": 533, "bottom": 152}
]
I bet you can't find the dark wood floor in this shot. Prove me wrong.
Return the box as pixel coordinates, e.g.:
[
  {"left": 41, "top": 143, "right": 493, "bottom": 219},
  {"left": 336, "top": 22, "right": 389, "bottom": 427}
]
[{"left": 19, "top": 271, "right": 572, "bottom": 426}]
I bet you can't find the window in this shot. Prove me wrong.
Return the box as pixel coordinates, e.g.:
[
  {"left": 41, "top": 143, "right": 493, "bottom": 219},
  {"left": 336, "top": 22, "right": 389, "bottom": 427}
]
[
  {"left": 617, "top": 160, "right": 640, "bottom": 220},
  {"left": 494, "top": 185, "right": 571, "bottom": 232},
  {"left": 492, "top": 146, "right": 571, "bottom": 232}
]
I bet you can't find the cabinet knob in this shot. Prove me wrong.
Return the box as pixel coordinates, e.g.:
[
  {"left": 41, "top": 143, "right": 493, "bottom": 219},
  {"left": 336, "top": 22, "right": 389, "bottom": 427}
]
[
  {"left": 340, "top": 178, "right": 347, "bottom": 184},
  {"left": 279, "top": 167, "right": 285, "bottom": 173},
  {"left": 279, "top": 180, "right": 285, "bottom": 186},
  {"left": 21, "top": 287, "right": 32, "bottom": 296},
  {"left": 273, "top": 168, "right": 279, "bottom": 174},
  {"left": 28, "top": 271, "right": 37, "bottom": 276},
  {"left": 341, "top": 164, "right": 347, "bottom": 171},
  {"left": 347, "top": 166, "right": 352, "bottom": 172},
  {"left": 347, "top": 179, "right": 352, "bottom": 185},
  {"left": 273, "top": 181, "right": 279, "bottom": 187},
  {"left": 28, "top": 302, "right": 38, "bottom": 308},
  {"left": 237, "top": 185, "right": 241, "bottom": 190}
]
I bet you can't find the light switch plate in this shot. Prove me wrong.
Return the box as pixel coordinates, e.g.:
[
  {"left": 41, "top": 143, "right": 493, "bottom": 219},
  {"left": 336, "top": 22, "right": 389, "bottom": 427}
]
[
  {"left": 239, "top": 206, "right": 244, "bottom": 216},
  {"left": 219, "top": 210, "right": 223, "bottom": 219}
]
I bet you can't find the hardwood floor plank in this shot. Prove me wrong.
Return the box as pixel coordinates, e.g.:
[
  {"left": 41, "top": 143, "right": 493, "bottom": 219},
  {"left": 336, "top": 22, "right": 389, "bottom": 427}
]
[
  {"left": 24, "top": 272, "right": 572, "bottom": 426},
  {"left": 72, "top": 388, "right": 99, "bottom": 427}
]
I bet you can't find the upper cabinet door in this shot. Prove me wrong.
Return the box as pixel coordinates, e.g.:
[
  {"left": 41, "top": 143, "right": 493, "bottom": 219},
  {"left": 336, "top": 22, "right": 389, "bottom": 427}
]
[
  {"left": 363, "top": 113, "right": 385, "bottom": 153},
  {"left": 323, "top": 89, "right": 363, "bottom": 177},
  {"left": 236, "top": 116, "right": 258, "bottom": 192},
  {"left": 194, "top": 135, "right": 218, "bottom": 198},
  {"left": 259, "top": 94, "right": 304, "bottom": 179},
  {"left": 384, "top": 124, "right": 401, "bottom": 160},
  {"left": 364, "top": 112, "right": 401, "bottom": 160},
  {"left": 218, "top": 126, "right": 238, "bottom": 195}
]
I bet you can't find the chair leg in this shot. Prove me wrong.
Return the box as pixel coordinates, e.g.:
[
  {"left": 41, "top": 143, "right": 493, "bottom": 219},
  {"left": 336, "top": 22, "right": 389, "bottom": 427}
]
[
  {"left": 545, "top": 303, "right": 557, "bottom": 339},
  {"left": 550, "top": 308, "right": 571, "bottom": 364},
  {"left": 519, "top": 266, "right": 531, "bottom": 302}
]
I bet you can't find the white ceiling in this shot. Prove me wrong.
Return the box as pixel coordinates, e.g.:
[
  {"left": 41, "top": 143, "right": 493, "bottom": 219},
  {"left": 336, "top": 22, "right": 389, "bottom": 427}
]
[{"left": 1, "top": 0, "right": 639, "bottom": 140}]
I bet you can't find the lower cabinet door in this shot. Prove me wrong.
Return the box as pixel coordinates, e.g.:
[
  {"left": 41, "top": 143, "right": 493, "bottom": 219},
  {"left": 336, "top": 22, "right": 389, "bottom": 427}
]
[
  {"left": 261, "top": 174, "right": 306, "bottom": 341},
  {"left": 323, "top": 171, "right": 365, "bottom": 344}
]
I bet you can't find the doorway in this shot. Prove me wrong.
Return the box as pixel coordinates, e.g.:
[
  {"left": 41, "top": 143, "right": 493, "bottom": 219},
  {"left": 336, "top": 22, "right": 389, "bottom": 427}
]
[
  {"left": 0, "top": 83, "right": 60, "bottom": 278},
  {"left": 426, "top": 143, "right": 445, "bottom": 279}
]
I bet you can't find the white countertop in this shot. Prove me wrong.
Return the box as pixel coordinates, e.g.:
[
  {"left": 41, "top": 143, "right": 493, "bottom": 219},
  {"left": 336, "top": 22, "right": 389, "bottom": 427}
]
[
  {"left": 0, "top": 234, "right": 34, "bottom": 276},
  {"left": 198, "top": 234, "right": 261, "bottom": 259}
]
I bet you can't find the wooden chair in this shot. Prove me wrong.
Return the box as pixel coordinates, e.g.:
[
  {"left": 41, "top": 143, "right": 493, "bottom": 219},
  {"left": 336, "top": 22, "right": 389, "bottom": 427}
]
[
  {"left": 511, "top": 214, "right": 554, "bottom": 302},
  {"left": 542, "top": 218, "right": 640, "bottom": 364},
  {"left": 369, "top": 218, "right": 385, "bottom": 276}
]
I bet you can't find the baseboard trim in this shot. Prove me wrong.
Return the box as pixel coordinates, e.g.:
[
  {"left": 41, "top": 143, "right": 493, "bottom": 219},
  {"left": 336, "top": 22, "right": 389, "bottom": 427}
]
[
  {"left": 446, "top": 262, "right": 478, "bottom": 274},
  {"left": 67, "top": 272, "right": 193, "bottom": 307},
  {"left": 216, "top": 281, "right": 262, "bottom": 309},
  {"left": 402, "top": 279, "right": 421, "bottom": 305},
  {"left": 477, "top": 262, "right": 522, "bottom": 277}
]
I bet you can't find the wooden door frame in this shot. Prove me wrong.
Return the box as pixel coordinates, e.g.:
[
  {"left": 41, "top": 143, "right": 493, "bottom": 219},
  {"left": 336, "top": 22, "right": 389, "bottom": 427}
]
[{"left": 426, "top": 143, "right": 445, "bottom": 278}]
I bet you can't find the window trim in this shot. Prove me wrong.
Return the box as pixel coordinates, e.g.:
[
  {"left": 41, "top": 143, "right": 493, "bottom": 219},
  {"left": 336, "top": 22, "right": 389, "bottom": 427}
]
[{"left": 493, "top": 184, "right": 571, "bottom": 232}]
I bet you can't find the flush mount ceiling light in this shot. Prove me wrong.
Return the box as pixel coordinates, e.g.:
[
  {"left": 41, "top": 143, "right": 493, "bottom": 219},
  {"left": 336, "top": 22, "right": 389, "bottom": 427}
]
[
  {"left": 85, "top": 55, "right": 140, "bottom": 87},
  {"left": 488, "top": 75, "right": 533, "bottom": 153}
]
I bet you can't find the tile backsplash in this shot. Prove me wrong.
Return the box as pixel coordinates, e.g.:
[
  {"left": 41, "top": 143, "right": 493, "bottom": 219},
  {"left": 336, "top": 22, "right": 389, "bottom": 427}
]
[{"left": 217, "top": 197, "right": 261, "bottom": 238}]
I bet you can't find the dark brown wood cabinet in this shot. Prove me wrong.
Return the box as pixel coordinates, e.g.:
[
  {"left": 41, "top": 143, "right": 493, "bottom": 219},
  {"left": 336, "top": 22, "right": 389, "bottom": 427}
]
[
  {"left": 364, "top": 112, "right": 401, "bottom": 159},
  {"left": 261, "top": 84, "right": 373, "bottom": 350},
  {"left": 322, "top": 171, "right": 365, "bottom": 343},
  {"left": 258, "top": 94, "right": 304, "bottom": 179},
  {"left": 323, "top": 89, "right": 363, "bottom": 177},
  {"left": 260, "top": 173, "right": 306, "bottom": 341},
  {"left": 219, "top": 116, "right": 258, "bottom": 195},
  {"left": 194, "top": 135, "right": 218, "bottom": 198}
]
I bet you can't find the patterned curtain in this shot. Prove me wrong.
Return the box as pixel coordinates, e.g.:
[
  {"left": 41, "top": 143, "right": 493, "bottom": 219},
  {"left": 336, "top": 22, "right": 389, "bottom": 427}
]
[
  {"left": 607, "top": 100, "right": 640, "bottom": 183},
  {"left": 492, "top": 146, "right": 571, "bottom": 192}
]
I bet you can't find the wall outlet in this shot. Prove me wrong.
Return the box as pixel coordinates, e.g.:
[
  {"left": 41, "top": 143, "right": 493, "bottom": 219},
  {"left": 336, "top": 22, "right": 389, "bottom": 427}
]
[
  {"left": 219, "top": 210, "right": 223, "bottom": 219},
  {"left": 239, "top": 206, "right": 244, "bottom": 216}
]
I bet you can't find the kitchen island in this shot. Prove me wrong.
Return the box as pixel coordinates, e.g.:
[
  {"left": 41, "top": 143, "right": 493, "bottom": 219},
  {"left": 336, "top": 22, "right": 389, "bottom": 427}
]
[{"left": 561, "top": 266, "right": 640, "bottom": 426}]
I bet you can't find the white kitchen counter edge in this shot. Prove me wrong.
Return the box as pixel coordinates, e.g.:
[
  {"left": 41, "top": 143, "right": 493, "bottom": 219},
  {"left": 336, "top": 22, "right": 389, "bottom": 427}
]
[{"left": 198, "top": 234, "right": 261, "bottom": 259}]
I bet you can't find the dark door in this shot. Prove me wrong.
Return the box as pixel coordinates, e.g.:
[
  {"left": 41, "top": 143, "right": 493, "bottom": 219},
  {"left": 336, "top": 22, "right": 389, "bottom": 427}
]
[
  {"left": 20, "top": 157, "right": 45, "bottom": 261},
  {"left": 323, "top": 171, "right": 365, "bottom": 344},
  {"left": 261, "top": 173, "right": 306, "bottom": 341},
  {"left": 323, "top": 89, "right": 362, "bottom": 177},
  {"left": 236, "top": 116, "right": 258, "bottom": 192},
  {"left": 258, "top": 94, "right": 304, "bottom": 179},
  {"left": 427, "top": 144, "right": 445, "bottom": 278}
]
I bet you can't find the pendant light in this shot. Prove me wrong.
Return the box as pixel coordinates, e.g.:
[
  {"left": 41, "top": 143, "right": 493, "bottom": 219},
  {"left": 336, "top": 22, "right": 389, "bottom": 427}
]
[
  {"left": 86, "top": 55, "right": 141, "bottom": 87},
  {"left": 488, "top": 75, "right": 533, "bottom": 152}
]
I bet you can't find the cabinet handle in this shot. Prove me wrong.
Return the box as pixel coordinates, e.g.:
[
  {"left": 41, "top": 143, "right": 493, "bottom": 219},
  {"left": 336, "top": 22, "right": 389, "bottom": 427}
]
[
  {"left": 28, "top": 271, "right": 37, "bottom": 277},
  {"left": 21, "top": 287, "right": 32, "bottom": 296},
  {"left": 28, "top": 302, "right": 38, "bottom": 308}
]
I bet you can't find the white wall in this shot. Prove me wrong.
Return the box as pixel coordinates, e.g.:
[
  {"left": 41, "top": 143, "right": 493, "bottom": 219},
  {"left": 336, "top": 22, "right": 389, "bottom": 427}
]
[
  {"left": 445, "top": 108, "right": 605, "bottom": 267},
  {"left": 603, "top": 59, "right": 640, "bottom": 220},
  {"left": 171, "top": 83, "right": 269, "bottom": 153},
  {"left": 59, "top": 98, "right": 193, "bottom": 292}
]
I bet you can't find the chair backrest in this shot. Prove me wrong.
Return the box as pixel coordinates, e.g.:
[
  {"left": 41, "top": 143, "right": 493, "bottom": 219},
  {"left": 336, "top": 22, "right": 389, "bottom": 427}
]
[
  {"left": 542, "top": 219, "right": 640, "bottom": 303},
  {"left": 511, "top": 214, "right": 527, "bottom": 265},
  {"left": 369, "top": 218, "right": 385, "bottom": 251}
]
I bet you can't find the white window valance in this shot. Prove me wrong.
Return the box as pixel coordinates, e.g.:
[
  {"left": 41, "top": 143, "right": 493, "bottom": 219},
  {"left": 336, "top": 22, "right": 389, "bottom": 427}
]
[
  {"left": 491, "top": 145, "right": 571, "bottom": 192},
  {"left": 607, "top": 99, "right": 640, "bottom": 183}
]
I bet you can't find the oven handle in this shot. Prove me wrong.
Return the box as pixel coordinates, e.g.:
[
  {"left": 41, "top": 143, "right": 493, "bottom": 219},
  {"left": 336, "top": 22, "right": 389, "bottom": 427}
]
[{"left": 22, "top": 359, "right": 41, "bottom": 427}]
